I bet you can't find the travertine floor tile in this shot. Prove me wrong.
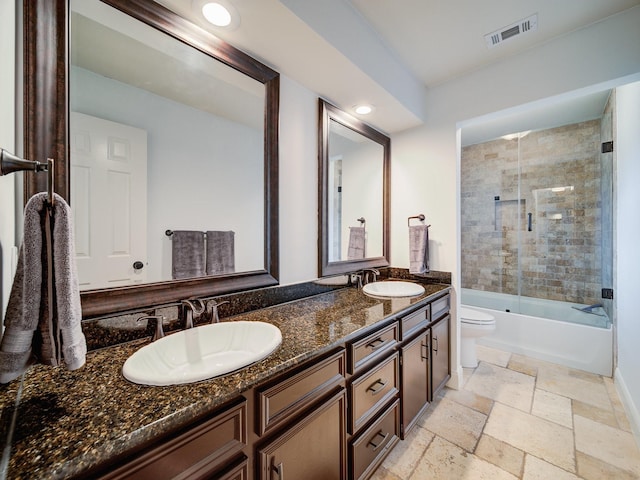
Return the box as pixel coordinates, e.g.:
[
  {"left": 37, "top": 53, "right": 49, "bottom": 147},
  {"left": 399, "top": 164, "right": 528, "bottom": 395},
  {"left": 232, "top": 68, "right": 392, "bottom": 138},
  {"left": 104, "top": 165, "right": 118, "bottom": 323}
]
[
  {"left": 576, "top": 451, "right": 639, "bottom": 480},
  {"left": 410, "top": 435, "right": 518, "bottom": 480},
  {"left": 574, "top": 414, "right": 640, "bottom": 477},
  {"left": 476, "top": 344, "right": 512, "bottom": 367},
  {"left": 536, "top": 364, "right": 611, "bottom": 410},
  {"left": 484, "top": 402, "right": 575, "bottom": 472},
  {"left": 369, "top": 466, "right": 402, "bottom": 480},
  {"left": 522, "top": 455, "right": 580, "bottom": 480},
  {"left": 465, "top": 362, "right": 535, "bottom": 412},
  {"left": 531, "top": 389, "right": 573, "bottom": 428},
  {"left": 572, "top": 399, "right": 618, "bottom": 428},
  {"left": 379, "top": 425, "right": 433, "bottom": 479},
  {"left": 419, "top": 397, "right": 487, "bottom": 452},
  {"left": 441, "top": 386, "right": 494, "bottom": 415},
  {"left": 475, "top": 434, "right": 524, "bottom": 477},
  {"left": 507, "top": 354, "right": 539, "bottom": 377}
]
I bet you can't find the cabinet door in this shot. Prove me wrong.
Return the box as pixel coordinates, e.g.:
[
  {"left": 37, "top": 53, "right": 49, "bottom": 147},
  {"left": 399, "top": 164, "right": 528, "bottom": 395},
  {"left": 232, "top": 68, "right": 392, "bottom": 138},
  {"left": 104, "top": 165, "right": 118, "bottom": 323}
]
[
  {"left": 400, "top": 331, "right": 430, "bottom": 438},
  {"left": 430, "top": 315, "right": 450, "bottom": 399},
  {"left": 257, "top": 389, "right": 347, "bottom": 480}
]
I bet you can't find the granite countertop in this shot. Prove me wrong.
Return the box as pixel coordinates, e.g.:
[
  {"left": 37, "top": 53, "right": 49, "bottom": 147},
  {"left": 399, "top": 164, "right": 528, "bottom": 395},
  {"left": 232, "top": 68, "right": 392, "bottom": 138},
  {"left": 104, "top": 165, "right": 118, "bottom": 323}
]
[{"left": 0, "top": 283, "right": 449, "bottom": 479}]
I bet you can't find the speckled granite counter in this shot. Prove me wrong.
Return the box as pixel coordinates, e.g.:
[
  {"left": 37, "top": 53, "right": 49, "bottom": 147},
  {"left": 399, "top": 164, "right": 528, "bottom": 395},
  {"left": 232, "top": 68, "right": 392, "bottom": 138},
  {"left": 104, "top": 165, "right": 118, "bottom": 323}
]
[{"left": 0, "top": 283, "right": 449, "bottom": 479}]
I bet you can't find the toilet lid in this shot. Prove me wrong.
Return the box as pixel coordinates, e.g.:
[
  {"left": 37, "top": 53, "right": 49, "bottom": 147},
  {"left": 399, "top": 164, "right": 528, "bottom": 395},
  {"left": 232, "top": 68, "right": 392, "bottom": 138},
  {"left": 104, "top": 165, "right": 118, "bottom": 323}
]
[{"left": 460, "top": 307, "right": 495, "bottom": 325}]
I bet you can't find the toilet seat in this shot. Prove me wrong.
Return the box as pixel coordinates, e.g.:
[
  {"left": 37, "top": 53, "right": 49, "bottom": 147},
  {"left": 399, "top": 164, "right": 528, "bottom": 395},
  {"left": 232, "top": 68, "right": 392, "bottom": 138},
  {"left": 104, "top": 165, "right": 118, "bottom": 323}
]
[{"left": 460, "top": 307, "right": 495, "bottom": 325}]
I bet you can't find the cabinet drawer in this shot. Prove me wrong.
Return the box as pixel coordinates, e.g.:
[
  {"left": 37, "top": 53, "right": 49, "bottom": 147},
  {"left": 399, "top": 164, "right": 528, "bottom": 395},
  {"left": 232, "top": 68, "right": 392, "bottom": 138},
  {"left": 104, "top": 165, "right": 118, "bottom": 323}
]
[
  {"left": 431, "top": 293, "right": 450, "bottom": 322},
  {"left": 99, "top": 399, "right": 246, "bottom": 480},
  {"left": 257, "top": 349, "right": 346, "bottom": 436},
  {"left": 348, "top": 322, "right": 398, "bottom": 374},
  {"left": 400, "top": 306, "right": 429, "bottom": 341},
  {"left": 350, "top": 398, "right": 400, "bottom": 480},
  {"left": 350, "top": 352, "right": 399, "bottom": 434}
]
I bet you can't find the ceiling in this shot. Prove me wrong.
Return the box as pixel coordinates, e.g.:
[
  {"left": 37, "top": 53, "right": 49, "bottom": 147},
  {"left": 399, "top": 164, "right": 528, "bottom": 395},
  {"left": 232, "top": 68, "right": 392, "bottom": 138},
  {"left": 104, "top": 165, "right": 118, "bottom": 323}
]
[{"left": 153, "top": 0, "right": 639, "bottom": 135}]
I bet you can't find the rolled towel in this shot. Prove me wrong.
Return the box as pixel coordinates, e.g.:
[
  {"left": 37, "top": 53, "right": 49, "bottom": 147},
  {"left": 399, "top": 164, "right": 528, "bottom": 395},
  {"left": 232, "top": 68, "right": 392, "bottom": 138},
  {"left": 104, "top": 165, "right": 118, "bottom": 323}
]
[
  {"left": 0, "top": 192, "right": 86, "bottom": 383},
  {"left": 171, "top": 230, "right": 206, "bottom": 279},
  {"left": 206, "top": 230, "right": 235, "bottom": 275},
  {"left": 347, "top": 226, "right": 366, "bottom": 260},
  {"left": 409, "top": 224, "right": 430, "bottom": 274}
]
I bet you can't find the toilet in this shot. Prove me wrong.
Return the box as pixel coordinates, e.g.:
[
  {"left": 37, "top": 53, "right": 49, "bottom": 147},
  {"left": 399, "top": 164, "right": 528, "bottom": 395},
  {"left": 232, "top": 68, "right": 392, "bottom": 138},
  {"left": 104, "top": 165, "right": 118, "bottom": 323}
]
[{"left": 460, "top": 307, "right": 496, "bottom": 368}]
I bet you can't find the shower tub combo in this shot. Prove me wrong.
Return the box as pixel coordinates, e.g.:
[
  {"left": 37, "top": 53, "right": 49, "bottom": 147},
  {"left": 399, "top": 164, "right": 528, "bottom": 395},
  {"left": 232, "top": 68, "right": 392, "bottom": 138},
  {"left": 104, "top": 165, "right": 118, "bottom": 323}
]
[{"left": 461, "top": 288, "right": 613, "bottom": 376}]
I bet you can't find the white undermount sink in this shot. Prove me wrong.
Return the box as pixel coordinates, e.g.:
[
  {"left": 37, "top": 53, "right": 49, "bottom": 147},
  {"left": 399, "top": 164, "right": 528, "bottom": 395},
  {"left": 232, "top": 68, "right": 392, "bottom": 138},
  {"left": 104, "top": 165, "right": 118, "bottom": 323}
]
[
  {"left": 122, "top": 321, "right": 282, "bottom": 386},
  {"left": 362, "top": 281, "right": 425, "bottom": 298}
]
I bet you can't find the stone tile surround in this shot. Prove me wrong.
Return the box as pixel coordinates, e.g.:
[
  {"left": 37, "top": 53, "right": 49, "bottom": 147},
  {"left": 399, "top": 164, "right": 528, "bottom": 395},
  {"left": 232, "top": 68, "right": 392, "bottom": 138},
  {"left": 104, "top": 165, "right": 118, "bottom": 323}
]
[{"left": 461, "top": 120, "right": 604, "bottom": 305}]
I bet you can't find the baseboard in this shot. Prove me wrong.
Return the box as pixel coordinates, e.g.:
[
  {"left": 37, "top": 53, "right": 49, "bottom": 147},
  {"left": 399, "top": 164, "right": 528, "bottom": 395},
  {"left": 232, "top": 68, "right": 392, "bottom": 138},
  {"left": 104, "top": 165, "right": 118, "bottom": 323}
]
[
  {"left": 614, "top": 367, "right": 640, "bottom": 448},
  {"left": 446, "top": 365, "right": 464, "bottom": 390}
]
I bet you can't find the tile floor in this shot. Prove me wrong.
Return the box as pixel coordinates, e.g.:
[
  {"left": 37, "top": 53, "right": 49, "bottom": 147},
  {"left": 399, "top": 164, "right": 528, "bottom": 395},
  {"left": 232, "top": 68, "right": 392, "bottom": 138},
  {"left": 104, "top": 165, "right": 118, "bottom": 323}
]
[{"left": 371, "top": 345, "right": 640, "bottom": 480}]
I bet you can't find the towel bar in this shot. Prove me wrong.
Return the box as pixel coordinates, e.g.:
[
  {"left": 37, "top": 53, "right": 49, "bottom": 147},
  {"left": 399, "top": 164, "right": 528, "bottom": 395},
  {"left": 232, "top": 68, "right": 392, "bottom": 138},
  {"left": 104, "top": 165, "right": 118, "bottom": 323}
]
[{"left": 408, "top": 214, "right": 426, "bottom": 227}]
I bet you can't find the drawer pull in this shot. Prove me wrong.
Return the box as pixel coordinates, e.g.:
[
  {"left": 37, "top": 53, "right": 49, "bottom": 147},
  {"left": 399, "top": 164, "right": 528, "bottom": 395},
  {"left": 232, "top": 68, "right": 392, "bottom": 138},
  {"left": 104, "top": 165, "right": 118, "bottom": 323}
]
[
  {"left": 367, "top": 430, "right": 390, "bottom": 451},
  {"left": 433, "top": 336, "right": 439, "bottom": 354},
  {"left": 366, "top": 337, "right": 386, "bottom": 351},
  {"left": 272, "top": 461, "right": 284, "bottom": 480},
  {"left": 366, "top": 378, "right": 388, "bottom": 395},
  {"left": 421, "top": 342, "right": 429, "bottom": 361}
]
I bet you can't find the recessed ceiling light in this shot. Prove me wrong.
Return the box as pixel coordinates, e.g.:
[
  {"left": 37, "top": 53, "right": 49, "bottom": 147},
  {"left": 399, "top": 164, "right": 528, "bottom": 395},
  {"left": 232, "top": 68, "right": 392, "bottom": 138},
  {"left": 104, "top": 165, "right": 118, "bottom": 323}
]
[
  {"left": 202, "top": 3, "right": 231, "bottom": 26},
  {"left": 354, "top": 104, "right": 374, "bottom": 115},
  {"left": 193, "top": 0, "right": 240, "bottom": 29}
]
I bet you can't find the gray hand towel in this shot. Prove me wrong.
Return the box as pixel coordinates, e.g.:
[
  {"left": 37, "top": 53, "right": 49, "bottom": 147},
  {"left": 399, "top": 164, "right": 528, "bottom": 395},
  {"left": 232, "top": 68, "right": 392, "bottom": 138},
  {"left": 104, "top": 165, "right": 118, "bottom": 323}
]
[
  {"left": 347, "top": 227, "right": 366, "bottom": 260},
  {"left": 409, "top": 224, "right": 430, "bottom": 274},
  {"left": 171, "top": 230, "right": 206, "bottom": 279},
  {"left": 206, "top": 231, "right": 235, "bottom": 275},
  {"left": 0, "top": 192, "right": 86, "bottom": 383}
]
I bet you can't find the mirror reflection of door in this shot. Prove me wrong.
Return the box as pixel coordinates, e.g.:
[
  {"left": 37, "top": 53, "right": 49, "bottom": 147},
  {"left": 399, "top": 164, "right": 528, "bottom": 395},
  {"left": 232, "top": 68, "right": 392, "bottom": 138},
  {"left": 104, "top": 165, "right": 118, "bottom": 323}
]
[{"left": 70, "top": 112, "right": 148, "bottom": 290}]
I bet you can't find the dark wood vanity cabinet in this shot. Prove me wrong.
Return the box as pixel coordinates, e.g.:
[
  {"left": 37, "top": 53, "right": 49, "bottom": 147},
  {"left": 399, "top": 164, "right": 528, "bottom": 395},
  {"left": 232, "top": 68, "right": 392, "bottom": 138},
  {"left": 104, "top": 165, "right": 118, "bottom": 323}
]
[
  {"left": 398, "top": 293, "right": 451, "bottom": 438},
  {"left": 94, "top": 399, "right": 248, "bottom": 480},
  {"left": 256, "top": 389, "right": 347, "bottom": 480},
  {"left": 400, "top": 330, "right": 431, "bottom": 438},
  {"left": 430, "top": 314, "right": 451, "bottom": 401},
  {"left": 89, "top": 290, "right": 450, "bottom": 480}
]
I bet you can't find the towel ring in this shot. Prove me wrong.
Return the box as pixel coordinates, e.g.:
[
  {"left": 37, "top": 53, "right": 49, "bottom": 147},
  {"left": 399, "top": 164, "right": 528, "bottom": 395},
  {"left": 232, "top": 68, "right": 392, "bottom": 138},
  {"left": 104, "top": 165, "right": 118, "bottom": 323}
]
[
  {"left": 357, "top": 217, "right": 366, "bottom": 226},
  {"left": 408, "top": 214, "right": 425, "bottom": 227}
]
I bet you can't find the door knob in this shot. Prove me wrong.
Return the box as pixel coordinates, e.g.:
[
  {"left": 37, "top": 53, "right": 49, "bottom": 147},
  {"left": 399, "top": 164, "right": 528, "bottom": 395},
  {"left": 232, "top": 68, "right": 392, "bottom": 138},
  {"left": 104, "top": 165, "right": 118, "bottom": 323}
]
[{"left": 133, "top": 261, "right": 144, "bottom": 270}]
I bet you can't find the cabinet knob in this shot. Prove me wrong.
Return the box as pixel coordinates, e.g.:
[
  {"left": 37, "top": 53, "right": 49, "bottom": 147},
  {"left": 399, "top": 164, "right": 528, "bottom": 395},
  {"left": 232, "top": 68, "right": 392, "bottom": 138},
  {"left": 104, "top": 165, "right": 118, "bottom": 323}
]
[{"left": 133, "top": 261, "right": 144, "bottom": 270}]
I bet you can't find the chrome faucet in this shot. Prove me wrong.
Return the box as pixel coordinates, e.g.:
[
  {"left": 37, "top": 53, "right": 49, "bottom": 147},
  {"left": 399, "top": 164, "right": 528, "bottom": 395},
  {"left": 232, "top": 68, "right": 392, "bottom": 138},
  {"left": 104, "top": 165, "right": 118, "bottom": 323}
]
[
  {"left": 207, "top": 300, "right": 230, "bottom": 323},
  {"left": 182, "top": 299, "right": 206, "bottom": 329},
  {"left": 138, "top": 315, "right": 165, "bottom": 341},
  {"left": 363, "top": 268, "right": 380, "bottom": 285}
]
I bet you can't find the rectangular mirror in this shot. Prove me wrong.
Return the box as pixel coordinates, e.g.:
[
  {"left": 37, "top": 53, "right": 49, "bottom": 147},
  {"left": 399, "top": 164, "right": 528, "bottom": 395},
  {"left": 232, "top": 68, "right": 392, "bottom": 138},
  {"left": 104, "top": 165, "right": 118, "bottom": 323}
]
[
  {"left": 70, "top": 0, "right": 264, "bottom": 289},
  {"left": 319, "top": 99, "right": 390, "bottom": 276},
  {"left": 23, "top": 0, "right": 280, "bottom": 316}
]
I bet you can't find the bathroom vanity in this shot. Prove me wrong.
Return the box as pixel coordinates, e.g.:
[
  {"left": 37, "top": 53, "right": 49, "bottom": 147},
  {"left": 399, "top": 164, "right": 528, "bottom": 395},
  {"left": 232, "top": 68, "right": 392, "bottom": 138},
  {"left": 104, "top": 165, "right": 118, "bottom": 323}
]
[{"left": 0, "top": 282, "right": 450, "bottom": 479}]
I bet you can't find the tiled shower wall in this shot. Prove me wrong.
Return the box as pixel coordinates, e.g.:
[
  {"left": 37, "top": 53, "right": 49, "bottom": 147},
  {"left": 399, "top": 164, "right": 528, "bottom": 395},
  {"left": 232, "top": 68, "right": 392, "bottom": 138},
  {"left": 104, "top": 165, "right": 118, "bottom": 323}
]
[{"left": 461, "top": 120, "right": 603, "bottom": 305}]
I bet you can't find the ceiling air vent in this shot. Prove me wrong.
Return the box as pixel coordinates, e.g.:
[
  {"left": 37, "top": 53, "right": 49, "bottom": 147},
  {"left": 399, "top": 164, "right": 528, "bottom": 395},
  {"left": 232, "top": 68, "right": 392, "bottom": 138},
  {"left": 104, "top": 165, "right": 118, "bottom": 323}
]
[{"left": 485, "top": 14, "right": 538, "bottom": 49}]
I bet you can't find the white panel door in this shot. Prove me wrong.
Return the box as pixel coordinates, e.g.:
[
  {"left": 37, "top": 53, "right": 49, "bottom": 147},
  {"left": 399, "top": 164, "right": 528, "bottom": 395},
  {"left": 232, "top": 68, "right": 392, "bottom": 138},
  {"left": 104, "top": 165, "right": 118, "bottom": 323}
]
[{"left": 70, "top": 112, "right": 147, "bottom": 290}]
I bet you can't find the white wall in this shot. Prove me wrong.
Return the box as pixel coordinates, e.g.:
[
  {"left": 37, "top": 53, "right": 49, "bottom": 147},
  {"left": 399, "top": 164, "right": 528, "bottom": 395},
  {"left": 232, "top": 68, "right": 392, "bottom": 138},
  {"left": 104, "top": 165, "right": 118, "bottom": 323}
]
[
  {"left": 615, "top": 81, "right": 640, "bottom": 442},
  {"left": 278, "top": 76, "right": 319, "bottom": 285},
  {"left": 0, "top": 0, "right": 16, "bottom": 323},
  {"left": 390, "top": 6, "right": 640, "bottom": 389}
]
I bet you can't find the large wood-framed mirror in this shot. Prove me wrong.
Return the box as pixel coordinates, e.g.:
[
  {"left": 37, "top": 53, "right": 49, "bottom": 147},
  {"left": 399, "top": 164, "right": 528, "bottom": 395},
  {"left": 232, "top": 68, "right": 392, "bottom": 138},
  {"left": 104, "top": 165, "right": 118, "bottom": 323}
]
[
  {"left": 318, "top": 99, "right": 390, "bottom": 277},
  {"left": 23, "top": 0, "right": 279, "bottom": 317}
]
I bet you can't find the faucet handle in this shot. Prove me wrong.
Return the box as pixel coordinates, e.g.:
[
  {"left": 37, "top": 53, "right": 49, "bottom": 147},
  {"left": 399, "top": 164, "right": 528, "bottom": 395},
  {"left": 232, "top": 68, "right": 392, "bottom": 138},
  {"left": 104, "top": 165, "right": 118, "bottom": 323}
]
[
  {"left": 208, "top": 300, "right": 230, "bottom": 323},
  {"left": 138, "top": 315, "right": 165, "bottom": 341}
]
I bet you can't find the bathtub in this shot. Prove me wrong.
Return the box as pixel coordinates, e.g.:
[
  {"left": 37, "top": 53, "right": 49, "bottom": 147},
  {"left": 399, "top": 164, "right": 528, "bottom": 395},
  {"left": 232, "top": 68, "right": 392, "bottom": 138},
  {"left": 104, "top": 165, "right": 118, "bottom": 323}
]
[{"left": 461, "top": 288, "right": 613, "bottom": 376}]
